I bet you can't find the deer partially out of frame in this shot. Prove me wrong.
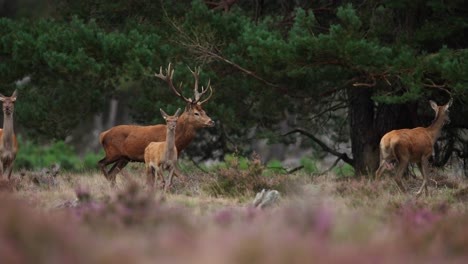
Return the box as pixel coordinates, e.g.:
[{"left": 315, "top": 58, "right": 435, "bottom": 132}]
[
  {"left": 144, "top": 108, "right": 184, "bottom": 191},
  {"left": 0, "top": 90, "right": 18, "bottom": 180},
  {"left": 98, "top": 63, "right": 214, "bottom": 185},
  {"left": 375, "top": 99, "right": 452, "bottom": 196}
]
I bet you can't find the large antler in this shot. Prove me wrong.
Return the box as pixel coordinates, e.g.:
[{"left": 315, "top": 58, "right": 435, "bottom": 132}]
[
  {"left": 187, "top": 66, "right": 213, "bottom": 105},
  {"left": 155, "top": 63, "right": 213, "bottom": 105},
  {"left": 155, "top": 63, "right": 192, "bottom": 103}
]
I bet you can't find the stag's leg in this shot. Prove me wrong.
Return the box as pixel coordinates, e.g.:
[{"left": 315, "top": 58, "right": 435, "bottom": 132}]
[
  {"left": 98, "top": 157, "right": 117, "bottom": 180},
  {"left": 108, "top": 159, "right": 129, "bottom": 186},
  {"left": 415, "top": 159, "right": 429, "bottom": 197}
]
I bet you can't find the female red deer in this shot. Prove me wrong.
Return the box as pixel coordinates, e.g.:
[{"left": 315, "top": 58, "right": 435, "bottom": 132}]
[
  {"left": 144, "top": 108, "right": 184, "bottom": 191},
  {"left": 0, "top": 90, "right": 18, "bottom": 180},
  {"left": 375, "top": 99, "right": 452, "bottom": 196},
  {"left": 98, "top": 64, "right": 214, "bottom": 185}
]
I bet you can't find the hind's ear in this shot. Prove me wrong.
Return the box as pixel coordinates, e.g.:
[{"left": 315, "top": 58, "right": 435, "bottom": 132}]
[
  {"left": 160, "top": 108, "right": 168, "bottom": 119},
  {"left": 11, "top": 89, "right": 18, "bottom": 101},
  {"left": 174, "top": 108, "right": 181, "bottom": 117},
  {"left": 429, "top": 100, "right": 438, "bottom": 110}
]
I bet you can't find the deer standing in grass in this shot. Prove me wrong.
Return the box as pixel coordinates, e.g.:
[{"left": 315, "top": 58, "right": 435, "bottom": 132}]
[
  {"left": 98, "top": 64, "right": 214, "bottom": 186},
  {"left": 0, "top": 90, "right": 18, "bottom": 180},
  {"left": 144, "top": 108, "right": 183, "bottom": 191},
  {"left": 375, "top": 99, "right": 452, "bottom": 196}
]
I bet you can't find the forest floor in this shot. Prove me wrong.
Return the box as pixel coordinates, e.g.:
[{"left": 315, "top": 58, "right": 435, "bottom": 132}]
[{"left": 2, "top": 162, "right": 468, "bottom": 263}]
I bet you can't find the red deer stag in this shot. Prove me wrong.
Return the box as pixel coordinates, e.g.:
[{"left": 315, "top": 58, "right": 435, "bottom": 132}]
[
  {"left": 98, "top": 63, "right": 214, "bottom": 185},
  {"left": 375, "top": 99, "right": 452, "bottom": 196},
  {"left": 0, "top": 90, "right": 18, "bottom": 180},
  {"left": 144, "top": 108, "right": 184, "bottom": 191}
]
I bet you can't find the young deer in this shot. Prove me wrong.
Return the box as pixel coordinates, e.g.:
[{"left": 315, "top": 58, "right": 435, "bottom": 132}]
[
  {"left": 375, "top": 99, "right": 452, "bottom": 196},
  {"left": 0, "top": 90, "right": 18, "bottom": 180},
  {"left": 144, "top": 108, "right": 184, "bottom": 191},
  {"left": 98, "top": 63, "right": 214, "bottom": 186}
]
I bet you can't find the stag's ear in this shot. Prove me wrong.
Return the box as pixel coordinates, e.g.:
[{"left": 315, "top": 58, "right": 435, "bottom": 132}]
[
  {"left": 184, "top": 103, "right": 192, "bottom": 113},
  {"left": 0, "top": 94, "right": 4, "bottom": 102},
  {"left": 160, "top": 108, "right": 169, "bottom": 119},
  {"left": 429, "top": 100, "right": 438, "bottom": 110},
  {"left": 174, "top": 108, "right": 181, "bottom": 117},
  {"left": 11, "top": 89, "right": 17, "bottom": 101}
]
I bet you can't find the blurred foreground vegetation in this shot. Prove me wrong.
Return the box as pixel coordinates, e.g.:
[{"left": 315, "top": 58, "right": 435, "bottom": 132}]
[{"left": 1, "top": 165, "right": 467, "bottom": 263}]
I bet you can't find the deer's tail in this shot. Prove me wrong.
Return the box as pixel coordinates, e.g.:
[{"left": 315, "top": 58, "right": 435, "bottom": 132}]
[{"left": 99, "top": 130, "right": 109, "bottom": 145}]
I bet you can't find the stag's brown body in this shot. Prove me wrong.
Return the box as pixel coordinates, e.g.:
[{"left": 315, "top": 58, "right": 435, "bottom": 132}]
[
  {"left": 98, "top": 64, "right": 214, "bottom": 185},
  {"left": 144, "top": 109, "right": 183, "bottom": 191},
  {"left": 0, "top": 90, "right": 18, "bottom": 180},
  {"left": 99, "top": 116, "right": 196, "bottom": 162},
  {"left": 375, "top": 99, "right": 452, "bottom": 196}
]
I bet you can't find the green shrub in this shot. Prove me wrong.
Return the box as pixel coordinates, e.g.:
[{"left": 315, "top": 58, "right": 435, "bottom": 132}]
[
  {"left": 15, "top": 137, "right": 100, "bottom": 171},
  {"left": 300, "top": 156, "right": 319, "bottom": 174},
  {"left": 82, "top": 151, "right": 104, "bottom": 171},
  {"left": 264, "top": 159, "right": 284, "bottom": 174},
  {"left": 224, "top": 153, "right": 249, "bottom": 170},
  {"left": 334, "top": 163, "right": 355, "bottom": 178},
  {"left": 205, "top": 153, "right": 291, "bottom": 197}
]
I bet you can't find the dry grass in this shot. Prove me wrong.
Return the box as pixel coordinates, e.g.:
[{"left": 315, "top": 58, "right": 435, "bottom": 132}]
[{"left": 1, "top": 166, "right": 468, "bottom": 263}]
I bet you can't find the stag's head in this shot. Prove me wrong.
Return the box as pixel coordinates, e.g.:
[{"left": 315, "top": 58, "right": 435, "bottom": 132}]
[
  {"left": 0, "top": 90, "right": 17, "bottom": 116},
  {"left": 430, "top": 98, "right": 452, "bottom": 124},
  {"left": 184, "top": 103, "right": 215, "bottom": 128},
  {"left": 155, "top": 64, "right": 215, "bottom": 129},
  {"left": 161, "top": 108, "right": 181, "bottom": 131}
]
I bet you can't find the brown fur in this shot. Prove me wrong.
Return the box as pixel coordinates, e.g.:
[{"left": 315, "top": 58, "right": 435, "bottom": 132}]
[
  {"left": 144, "top": 109, "right": 184, "bottom": 191},
  {"left": 0, "top": 90, "right": 18, "bottom": 180},
  {"left": 375, "top": 99, "right": 452, "bottom": 196},
  {"left": 98, "top": 104, "right": 214, "bottom": 185}
]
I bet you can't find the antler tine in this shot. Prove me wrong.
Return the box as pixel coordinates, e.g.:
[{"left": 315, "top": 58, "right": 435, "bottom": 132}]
[
  {"left": 198, "top": 79, "right": 213, "bottom": 105},
  {"left": 186, "top": 65, "right": 213, "bottom": 104},
  {"left": 155, "top": 63, "right": 191, "bottom": 103},
  {"left": 187, "top": 65, "right": 202, "bottom": 101}
]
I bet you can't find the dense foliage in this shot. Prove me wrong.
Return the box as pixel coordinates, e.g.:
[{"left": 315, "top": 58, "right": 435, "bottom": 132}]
[{"left": 0, "top": 0, "right": 467, "bottom": 175}]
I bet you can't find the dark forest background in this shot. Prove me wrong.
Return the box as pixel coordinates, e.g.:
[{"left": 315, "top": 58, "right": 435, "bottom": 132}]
[{"left": 0, "top": 0, "right": 467, "bottom": 176}]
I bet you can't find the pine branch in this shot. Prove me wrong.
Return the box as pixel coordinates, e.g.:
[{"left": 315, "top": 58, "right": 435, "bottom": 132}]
[{"left": 283, "top": 128, "right": 354, "bottom": 166}]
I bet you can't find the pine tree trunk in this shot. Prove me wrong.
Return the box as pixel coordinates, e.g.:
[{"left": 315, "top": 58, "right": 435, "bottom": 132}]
[
  {"left": 348, "top": 87, "right": 419, "bottom": 176},
  {"left": 347, "top": 87, "right": 379, "bottom": 176}
]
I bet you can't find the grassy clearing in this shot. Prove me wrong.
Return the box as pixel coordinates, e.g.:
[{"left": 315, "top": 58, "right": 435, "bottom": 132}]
[{"left": 1, "top": 163, "right": 468, "bottom": 263}]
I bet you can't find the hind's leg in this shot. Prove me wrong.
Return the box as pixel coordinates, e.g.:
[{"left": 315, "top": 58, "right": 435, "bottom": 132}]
[
  {"left": 156, "top": 167, "right": 166, "bottom": 190},
  {"left": 415, "top": 158, "right": 430, "bottom": 197},
  {"left": 394, "top": 158, "right": 408, "bottom": 193},
  {"left": 146, "top": 164, "right": 156, "bottom": 188},
  {"left": 375, "top": 159, "right": 395, "bottom": 180},
  {"left": 5, "top": 162, "right": 14, "bottom": 180},
  {"left": 0, "top": 161, "right": 4, "bottom": 180}
]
